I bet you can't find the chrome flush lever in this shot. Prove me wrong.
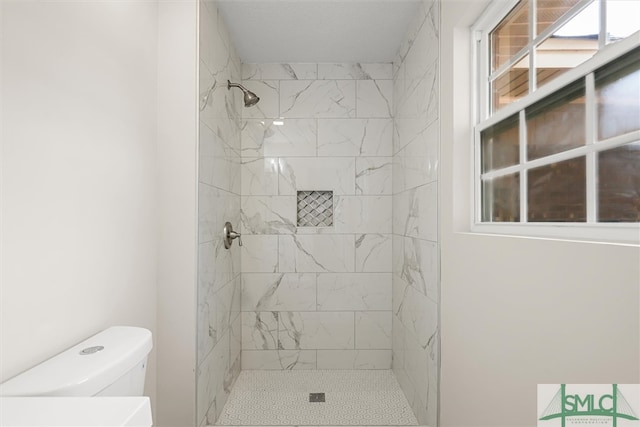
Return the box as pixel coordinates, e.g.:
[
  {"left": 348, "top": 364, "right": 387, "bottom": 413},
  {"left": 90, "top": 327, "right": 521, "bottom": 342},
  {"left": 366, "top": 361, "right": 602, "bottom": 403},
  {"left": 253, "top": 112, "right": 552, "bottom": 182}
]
[{"left": 223, "top": 221, "right": 242, "bottom": 249}]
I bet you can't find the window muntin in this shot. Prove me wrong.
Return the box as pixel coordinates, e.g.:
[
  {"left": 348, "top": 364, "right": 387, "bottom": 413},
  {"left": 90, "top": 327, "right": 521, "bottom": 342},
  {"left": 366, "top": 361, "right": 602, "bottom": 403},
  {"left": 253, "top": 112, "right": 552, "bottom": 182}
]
[{"left": 475, "top": 0, "right": 640, "bottom": 240}]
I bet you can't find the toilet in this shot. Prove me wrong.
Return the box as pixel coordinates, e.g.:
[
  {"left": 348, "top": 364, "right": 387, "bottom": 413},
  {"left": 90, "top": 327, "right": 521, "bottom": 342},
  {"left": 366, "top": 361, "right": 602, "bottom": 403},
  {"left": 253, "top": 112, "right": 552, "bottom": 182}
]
[
  {"left": 0, "top": 326, "right": 152, "bottom": 397},
  {"left": 0, "top": 326, "right": 153, "bottom": 426}
]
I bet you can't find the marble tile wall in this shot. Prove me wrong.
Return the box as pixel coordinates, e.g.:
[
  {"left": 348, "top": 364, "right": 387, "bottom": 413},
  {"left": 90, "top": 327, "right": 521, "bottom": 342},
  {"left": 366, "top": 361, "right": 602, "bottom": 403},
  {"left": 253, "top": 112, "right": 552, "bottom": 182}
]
[
  {"left": 392, "top": 0, "right": 440, "bottom": 426},
  {"left": 197, "top": 1, "right": 243, "bottom": 425},
  {"left": 239, "top": 62, "right": 394, "bottom": 371}
]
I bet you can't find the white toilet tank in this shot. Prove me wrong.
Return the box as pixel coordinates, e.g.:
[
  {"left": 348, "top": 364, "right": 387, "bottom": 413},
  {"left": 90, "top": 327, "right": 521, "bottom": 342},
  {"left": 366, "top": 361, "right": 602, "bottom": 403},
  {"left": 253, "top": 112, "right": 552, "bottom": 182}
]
[{"left": 0, "top": 326, "right": 152, "bottom": 397}]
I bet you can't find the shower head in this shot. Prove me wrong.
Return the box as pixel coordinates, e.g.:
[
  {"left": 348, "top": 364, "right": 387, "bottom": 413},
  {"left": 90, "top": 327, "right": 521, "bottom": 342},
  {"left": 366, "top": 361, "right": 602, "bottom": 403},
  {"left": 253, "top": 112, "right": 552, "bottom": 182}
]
[{"left": 227, "top": 80, "right": 260, "bottom": 107}]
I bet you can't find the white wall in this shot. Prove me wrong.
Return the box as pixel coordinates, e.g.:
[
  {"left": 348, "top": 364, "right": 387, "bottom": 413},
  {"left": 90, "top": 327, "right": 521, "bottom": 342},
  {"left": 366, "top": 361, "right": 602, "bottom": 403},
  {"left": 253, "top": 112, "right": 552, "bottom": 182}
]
[
  {"left": 439, "top": 1, "right": 640, "bottom": 426},
  {"left": 2, "top": 2, "right": 204, "bottom": 425},
  {"left": 156, "top": 1, "right": 199, "bottom": 426},
  {"left": 1, "top": 0, "right": 158, "bottom": 402}
]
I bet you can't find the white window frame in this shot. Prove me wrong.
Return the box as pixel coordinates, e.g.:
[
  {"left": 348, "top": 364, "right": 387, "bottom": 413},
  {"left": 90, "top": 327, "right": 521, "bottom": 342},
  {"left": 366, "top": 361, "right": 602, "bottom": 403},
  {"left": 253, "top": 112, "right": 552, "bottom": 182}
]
[{"left": 471, "top": 0, "right": 640, "bottom": 244}]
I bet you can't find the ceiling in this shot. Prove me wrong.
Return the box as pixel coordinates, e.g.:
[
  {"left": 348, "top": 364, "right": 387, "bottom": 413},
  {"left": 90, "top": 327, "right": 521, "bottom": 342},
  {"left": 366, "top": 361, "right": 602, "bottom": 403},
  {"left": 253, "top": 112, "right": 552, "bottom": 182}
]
[{"left": 216, "top": 0, "right": 422, "bottom": 63}]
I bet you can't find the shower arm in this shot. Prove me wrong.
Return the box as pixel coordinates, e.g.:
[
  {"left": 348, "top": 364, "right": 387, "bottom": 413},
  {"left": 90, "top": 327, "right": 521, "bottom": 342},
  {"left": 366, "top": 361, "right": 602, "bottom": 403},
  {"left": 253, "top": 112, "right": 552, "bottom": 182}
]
[{"left": 227, "top": 80, "right": 246, "bottom": 91}]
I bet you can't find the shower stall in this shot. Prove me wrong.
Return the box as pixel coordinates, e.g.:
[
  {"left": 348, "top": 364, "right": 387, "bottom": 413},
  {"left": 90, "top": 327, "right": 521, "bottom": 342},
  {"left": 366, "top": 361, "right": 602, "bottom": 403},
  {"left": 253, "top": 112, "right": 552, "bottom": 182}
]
[{"left": 195, "top": 0, "right": 440, "bottom": 425}]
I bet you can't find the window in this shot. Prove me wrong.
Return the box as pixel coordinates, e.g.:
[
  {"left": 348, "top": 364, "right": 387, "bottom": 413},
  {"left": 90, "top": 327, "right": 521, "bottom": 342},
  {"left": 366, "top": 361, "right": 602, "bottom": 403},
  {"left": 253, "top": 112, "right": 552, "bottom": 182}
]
[{"left": 474, "top": 0, "right": 640, "bottom": 242}]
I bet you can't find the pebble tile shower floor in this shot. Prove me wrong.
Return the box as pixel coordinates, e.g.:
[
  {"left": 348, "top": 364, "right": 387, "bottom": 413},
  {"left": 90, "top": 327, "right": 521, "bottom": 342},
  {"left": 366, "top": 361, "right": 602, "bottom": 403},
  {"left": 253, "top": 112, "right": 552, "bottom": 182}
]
[{"left": 214, "top": 370, "right": 420, "bottom": 426}]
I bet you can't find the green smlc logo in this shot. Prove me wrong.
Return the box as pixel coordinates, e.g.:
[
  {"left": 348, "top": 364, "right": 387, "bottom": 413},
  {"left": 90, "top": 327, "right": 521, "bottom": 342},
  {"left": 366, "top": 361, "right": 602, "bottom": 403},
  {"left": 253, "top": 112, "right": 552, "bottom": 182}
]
[{"left": 539, "top": 384, "right": 639, "bottom": 427}]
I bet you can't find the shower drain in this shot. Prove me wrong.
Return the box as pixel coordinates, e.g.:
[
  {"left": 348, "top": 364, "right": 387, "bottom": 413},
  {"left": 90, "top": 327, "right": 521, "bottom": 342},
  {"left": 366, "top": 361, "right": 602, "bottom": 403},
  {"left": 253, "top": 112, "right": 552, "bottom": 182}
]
[{"left": 309, "top": 392, "right": 325, "bottom": 402}]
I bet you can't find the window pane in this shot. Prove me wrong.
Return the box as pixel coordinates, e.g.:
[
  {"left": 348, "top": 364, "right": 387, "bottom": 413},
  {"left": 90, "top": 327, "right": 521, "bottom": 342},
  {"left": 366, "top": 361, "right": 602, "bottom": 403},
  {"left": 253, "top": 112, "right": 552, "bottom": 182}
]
[
  {"left": 482, "top": 173, "right": 520, "bottom": 222},
  {"left": 596, "top": 48, "right": 640, "bottom": 140},
  {"left": 492, "top": 55, "right": 530, "bottom": 111},
  {"left": 481, "top": 114, "right": 519, "bottom": 172},
  {"left": 598, "top": 142, "right": 640, "bottom": 222},
  {"left": 536, "top": 0, "right": 581, "bottom": 36},
  {"left": 606, "top": 0, "right": 640, "bottom": 44},
  {"left": 535, "top": 2, "right": 599, "bottom": 89},
  {"left": 552, "top": 1, "right": 599, "bottom": 38},
  {"left": 526, "top": 81, "right": 585, "bottom": 160},
  {"left": 528, "top": 156, "right": 586, "bottom": 221},
  {"left": 491, "top": 0, "right": 529, "bottom": 72}
]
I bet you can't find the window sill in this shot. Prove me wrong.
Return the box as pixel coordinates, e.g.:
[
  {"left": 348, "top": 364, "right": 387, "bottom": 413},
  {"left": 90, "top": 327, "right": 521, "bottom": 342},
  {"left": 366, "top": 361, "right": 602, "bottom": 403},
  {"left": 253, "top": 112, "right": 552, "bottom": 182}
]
[{"left": 470, "top": 222, "right": 640, "bottom": 246}]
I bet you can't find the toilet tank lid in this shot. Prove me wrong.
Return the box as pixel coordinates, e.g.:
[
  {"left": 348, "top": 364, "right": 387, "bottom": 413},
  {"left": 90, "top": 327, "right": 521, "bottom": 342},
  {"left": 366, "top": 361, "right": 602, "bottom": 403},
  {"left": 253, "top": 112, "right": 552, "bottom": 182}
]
[{"left": 0, "top": 326, "right": 152, "bottom": 397}]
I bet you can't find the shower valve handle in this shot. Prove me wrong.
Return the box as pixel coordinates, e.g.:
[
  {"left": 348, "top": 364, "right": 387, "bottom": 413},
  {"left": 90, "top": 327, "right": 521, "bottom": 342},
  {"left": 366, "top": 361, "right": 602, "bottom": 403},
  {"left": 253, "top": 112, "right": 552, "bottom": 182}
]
[
  {"left": 223, "top": 222, "right": 242, "bottom": 249},
  {"left": 230, "top": 230, "right": 242, "bottom": 246}
]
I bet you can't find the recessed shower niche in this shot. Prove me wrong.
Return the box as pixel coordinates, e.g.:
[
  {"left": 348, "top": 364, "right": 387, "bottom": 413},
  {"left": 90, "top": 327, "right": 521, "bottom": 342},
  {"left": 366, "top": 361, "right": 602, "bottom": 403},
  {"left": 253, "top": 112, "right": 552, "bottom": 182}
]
[{"left": 297, "top": 191, "right": 334, "bottom": 227}]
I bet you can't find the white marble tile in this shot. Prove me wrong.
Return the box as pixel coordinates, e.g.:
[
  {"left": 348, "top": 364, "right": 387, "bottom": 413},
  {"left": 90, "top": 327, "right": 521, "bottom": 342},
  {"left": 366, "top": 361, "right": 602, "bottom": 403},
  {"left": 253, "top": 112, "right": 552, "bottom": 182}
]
[
  {"left": 242, "top": 273, "right": 316, "bottom": 311},
  {"left": 405, "top": 1, "right": 439, "bottom": 82},
  {"left": 241, "top": 119, "right": 316, "bottom": 158},
  {"left": 241, "top": 350, "right": 317, "bottom": 370},
  {"left": 280, "top": 80, "right": 356, "bottom": 118},
  {"left": 242, "top": 63, "right": 318, "bottom": 80},
  {"left": 393, "top": 121, "right": 438, "bottom": 193},
  {"left": 405, "top": 336, "right": 434, "bottom": 424},
  {"left": 201, "top": 81, "right": 242, "bottom": 153},
  {"left": 241, "top": 311, "right": 278, "bottom": 350},
  {"left": 197, "top": 286, "right": 215, "bottom": 365},
  {"left": 198, "top": 184, "right": 218, "bottom": 244},
  {"left": 357, "top": 80, "right": 393, "bottom": 118},
  {"left": 199, "top": 328, "right": 229, "bottom": 425},
  {"left": 279, "top": 311, "right": 355, "bottom": 350},
  {"left": 317, "top": 63, "right": 393, "bottom": 80},
  {"left": 207, "top": 277, "right": 238, "bottom": 352},
  {"left": 396, "top": 62, "right": 438, "bottom": 142},
  {"left": 404, "top": 333, "right": 437, "bottom": 422},
  {"left": 393, "top": 0, "right": 429, "bottom": 74},
  {"left": 393, "top": 60, "right": 407, "bottom": 116},
  {"left": 278, "top": 157, "right": 355, "bottom": 196},
  {"left": 355, "top": 233, "right": 392, "bottom": 273},
  {"left": 392, "top": 183, "right": 438, "bottom": 242},
  {"left": 230, "top": 311, "right": 242, "bottom": 365},
  {"left": 356, "top": 157, "right": 392, "bottom": 195},
  {"left": 278, "top": 234, "right": 355, "bottom": 273},
  {"left": 198, "top": 121, "right": 240, "bottom": 194},
  {"left": 317, "top": 118, "right": 392, "bottom": 156},
  {"left": 316, "top": 273, "right": 391, "bottom": 311},
  {"left": 240, "top": 235, "right": 278, "bottom": 272},
  {"left": 240, "top": 80, "right": 279, "bottom": 119},
  {"left": 198, "top": 239, "right": 238, "bottom": 295},
  {"left": 334, "top": 196, "right": 392, "bottom": 234},
  {"left": 392, "top": 314, "right": 406, "bottom": 371},
  {"left": 241, "top": 158, "right": 279, "bottom": 196},
  {"left": 316, "top": 350, "right": 392, "bottom": 369},
  {"left": 392, "top": 235, "right": 438, "bottom": 301},
  {"left": 196, "top": 348, "right": 213, "bottom": 424},
  {"left": 198, "top": 185, "right": 240, "bottom": 244},
  {"left": 240, "top": 196, "right": 297, "bottom": 234},
  {"left": 355, "top": 311, "right": 392, "bottom": 349},
  {"left": 394, "top": 279, "right": 438, "bottom": 350}
]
